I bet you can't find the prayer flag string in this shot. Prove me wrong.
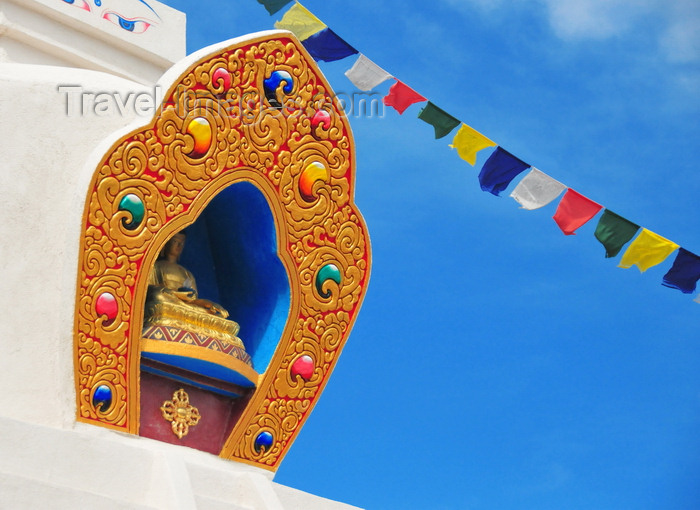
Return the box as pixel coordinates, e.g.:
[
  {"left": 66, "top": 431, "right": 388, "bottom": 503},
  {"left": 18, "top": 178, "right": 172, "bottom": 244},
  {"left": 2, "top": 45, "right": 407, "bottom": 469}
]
[{"left": 259, "top": 1, "right": 699, "bottom": 301}]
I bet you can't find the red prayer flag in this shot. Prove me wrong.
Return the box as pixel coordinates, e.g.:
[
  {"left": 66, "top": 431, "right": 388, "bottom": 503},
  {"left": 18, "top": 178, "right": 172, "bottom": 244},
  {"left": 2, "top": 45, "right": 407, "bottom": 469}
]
[
  {"left": 553, "top": 189, "right": 602, "bottom": 235},
  {"left": 383, "top": 80, "right": 426, "bottom": 115}
]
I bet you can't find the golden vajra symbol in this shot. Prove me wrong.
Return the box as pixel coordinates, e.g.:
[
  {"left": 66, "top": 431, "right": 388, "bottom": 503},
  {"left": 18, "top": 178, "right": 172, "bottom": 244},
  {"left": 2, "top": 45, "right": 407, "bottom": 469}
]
[{"left": 160, "top": 389, "right": 201, "bottom": 439}]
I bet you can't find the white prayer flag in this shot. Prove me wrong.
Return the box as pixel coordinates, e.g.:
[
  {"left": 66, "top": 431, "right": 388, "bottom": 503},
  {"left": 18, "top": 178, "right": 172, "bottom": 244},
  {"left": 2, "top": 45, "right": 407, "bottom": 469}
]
[
  {"left": 695, "top": 294, "right": 700, "bottom": 304},
  {"left": 509, "top": 168, "right": 567, "bottom": 210},
  {"left": 344, "top": 54, "right": 392, "bottom": 91}
]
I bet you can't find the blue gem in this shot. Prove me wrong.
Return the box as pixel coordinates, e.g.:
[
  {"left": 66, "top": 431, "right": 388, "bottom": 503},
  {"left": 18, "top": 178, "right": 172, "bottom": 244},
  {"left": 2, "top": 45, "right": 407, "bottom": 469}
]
[
  {"left": 263, "top": 71, "right": 293, "bottom": 109},
  {"left": 254, "top": 431, "right": 273, "bottom": 453},
  {"left": 93, "top": 384, "right": 112, "bottom": 412}
]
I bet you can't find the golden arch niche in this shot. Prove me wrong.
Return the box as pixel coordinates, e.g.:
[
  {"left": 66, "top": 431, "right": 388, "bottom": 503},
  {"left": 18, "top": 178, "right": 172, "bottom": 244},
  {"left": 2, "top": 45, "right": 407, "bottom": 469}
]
[{"left": 73, "top": 32, "right": 371, "bottom": 470}]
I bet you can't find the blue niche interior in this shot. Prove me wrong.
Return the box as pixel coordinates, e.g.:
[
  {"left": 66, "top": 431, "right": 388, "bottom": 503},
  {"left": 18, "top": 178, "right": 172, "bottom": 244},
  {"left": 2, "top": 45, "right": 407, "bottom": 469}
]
[{"left": 177, "top": 181, "right": 290, "bottom": 373}]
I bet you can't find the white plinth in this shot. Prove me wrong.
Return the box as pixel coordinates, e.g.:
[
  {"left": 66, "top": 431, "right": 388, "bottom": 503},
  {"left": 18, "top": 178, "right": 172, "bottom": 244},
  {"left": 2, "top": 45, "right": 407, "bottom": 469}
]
[{"left": 0, "top": 416, "right": 360, "bottom": 510}]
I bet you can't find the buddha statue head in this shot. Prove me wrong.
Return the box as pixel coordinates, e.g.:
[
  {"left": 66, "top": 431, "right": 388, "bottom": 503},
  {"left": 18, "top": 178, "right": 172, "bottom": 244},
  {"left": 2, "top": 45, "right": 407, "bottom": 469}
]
[{"left": 160, "top": 231, "right": 186, "bottom": 263}]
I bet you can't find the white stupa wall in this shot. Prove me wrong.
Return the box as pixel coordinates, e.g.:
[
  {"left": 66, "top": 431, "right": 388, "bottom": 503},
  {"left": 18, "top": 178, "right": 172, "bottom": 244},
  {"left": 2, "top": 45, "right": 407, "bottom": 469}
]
[
  {"left": 0, "top": 63, "right": 151, "bottom": 428},
  {"left": 0, "top": 0, "right": 186, "bottom": 84},
  {"left": 0, "top": 2, "right": 362, "bottom": 508}
]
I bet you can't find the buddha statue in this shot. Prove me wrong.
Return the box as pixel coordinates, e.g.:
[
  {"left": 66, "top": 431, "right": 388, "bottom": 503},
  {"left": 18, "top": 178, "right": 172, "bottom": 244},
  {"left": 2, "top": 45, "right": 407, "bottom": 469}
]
[
  {"left": 146, "top": 232, "right": 229, "bottom": 319},
  {"left": 141, "top": 231, "right": 254, "bottom": 373}
]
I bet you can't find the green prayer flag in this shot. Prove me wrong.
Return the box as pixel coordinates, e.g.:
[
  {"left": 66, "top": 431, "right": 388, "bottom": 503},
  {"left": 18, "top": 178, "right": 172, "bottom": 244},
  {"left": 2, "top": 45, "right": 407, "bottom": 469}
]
[
  {"left": 417, "top": 102, "right": 460, "bottom": 139},
  {"left": 594, "top": 209, "right": 640, "bottom": 258},
  {"left": 258, "top": 0, "right": 293, "bottom": 15}
]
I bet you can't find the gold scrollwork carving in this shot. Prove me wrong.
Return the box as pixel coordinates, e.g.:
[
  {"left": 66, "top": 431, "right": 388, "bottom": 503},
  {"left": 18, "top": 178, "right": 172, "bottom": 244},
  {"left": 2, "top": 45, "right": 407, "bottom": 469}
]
[{"left": 74, "top": 33, "right": 370, "bottom": 469}]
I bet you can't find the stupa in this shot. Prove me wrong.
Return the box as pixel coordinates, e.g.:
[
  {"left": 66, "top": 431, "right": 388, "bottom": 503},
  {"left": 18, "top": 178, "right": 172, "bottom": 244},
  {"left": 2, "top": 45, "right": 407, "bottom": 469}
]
[{"left": 0, "top": 1, "right": 370, "bottom": 508}]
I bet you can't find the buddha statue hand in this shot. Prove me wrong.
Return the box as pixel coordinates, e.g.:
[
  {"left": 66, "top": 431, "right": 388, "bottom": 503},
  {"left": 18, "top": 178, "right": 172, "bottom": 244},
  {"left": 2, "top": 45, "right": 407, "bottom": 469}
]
[
  {"left": 191, "top": 298, "right": 229, "bottom": 319},
  {"left": 173, "top": 286, "right": 197, "bottom": 301}
]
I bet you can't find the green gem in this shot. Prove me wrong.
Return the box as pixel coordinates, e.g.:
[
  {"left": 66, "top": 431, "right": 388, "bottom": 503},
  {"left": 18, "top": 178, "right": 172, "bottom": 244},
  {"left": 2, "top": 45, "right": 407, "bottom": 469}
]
[
  {"left": 119, "top": 194, "right": 145, "bottom": 230},
  {"left": 316, "top": 263, "right": 342, "bottom": 298}
]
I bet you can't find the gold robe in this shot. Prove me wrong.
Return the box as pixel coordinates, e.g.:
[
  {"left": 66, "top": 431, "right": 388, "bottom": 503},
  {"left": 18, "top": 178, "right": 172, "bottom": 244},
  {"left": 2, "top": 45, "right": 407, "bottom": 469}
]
[{"left": 143, "top": 260, "right": 245, "bottom": 348}]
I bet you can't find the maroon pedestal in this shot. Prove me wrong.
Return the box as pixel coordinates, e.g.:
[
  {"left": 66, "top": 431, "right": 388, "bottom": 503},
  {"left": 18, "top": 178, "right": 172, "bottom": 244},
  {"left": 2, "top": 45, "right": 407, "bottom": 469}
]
[{"left": 139, "top": 370, "right": 252, "bottom": 455}]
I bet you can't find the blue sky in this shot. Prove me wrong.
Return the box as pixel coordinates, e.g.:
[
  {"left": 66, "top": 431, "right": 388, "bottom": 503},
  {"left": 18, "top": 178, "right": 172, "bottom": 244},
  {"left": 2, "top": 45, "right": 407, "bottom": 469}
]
[{"left": 163, "top": 1, "right": 699, "bottom": 508}]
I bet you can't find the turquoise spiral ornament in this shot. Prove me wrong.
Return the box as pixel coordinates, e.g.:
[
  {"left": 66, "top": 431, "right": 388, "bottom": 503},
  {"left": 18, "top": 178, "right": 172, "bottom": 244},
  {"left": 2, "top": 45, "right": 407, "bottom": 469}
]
[
  {"left": 315, "top": 263, "right": 342, "bottom": 298},
  {"left": 118, "top": 193, "right": 145, "bottom": 230}
]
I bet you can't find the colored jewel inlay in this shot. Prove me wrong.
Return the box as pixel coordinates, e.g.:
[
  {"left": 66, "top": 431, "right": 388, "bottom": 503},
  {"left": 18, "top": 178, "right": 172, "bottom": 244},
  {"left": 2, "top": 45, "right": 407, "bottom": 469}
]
[
  {"left": 291, "top": 355, "right": 314, "bottom": 381},
  {"left": 263, "top": 70, "right": 293, "bottom": 109},
  {"left": 315, "top": 263, "right": 342, "bottom": 298},
  {"left": 118, "top": 193, "right": 145, "bottom": 230},
  {"left": 299, "top": 161, "right": 329, "bottom": 202},
  {"left": 211, "top": 67, "right": 231, "bottom": 91},
  {"left": 311, "top": 109, "right": 331, "bottom": 131},
  {"left": 255, "top": 431, "right": 274, "bottom": 453},
  {"left": 186, "top": 117, "right": 212, "bottom": 158},
  {"left": 95, "top": 292, "right": 118, "bottom": 325},
  {"left": 92, "top": 384, "right": 112, "bottom": 412}
]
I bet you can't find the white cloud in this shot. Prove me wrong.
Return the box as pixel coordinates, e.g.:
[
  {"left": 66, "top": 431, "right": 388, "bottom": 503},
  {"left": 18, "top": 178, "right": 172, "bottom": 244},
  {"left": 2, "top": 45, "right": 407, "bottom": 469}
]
[
  {"left": 539, "top": 0, "right": 657, "bottom": 40},
  {"left": 444, "top": 0, "right": 699, "bottom": 62},
  {"left": 660, "top": 5, "right": 700, "bottom": 63}
]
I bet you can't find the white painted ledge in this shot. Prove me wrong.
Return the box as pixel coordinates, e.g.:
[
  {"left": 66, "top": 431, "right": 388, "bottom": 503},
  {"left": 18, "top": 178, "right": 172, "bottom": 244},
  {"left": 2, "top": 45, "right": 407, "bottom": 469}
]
[{"left": 0, "top": 417, "right": 362, "bottom": 510}]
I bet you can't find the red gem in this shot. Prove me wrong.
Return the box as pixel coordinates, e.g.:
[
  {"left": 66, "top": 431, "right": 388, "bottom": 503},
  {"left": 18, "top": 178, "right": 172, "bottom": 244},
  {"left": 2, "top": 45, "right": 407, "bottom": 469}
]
[
  {"left": 291, "top": 355, "right": 314, "bottom": 381},
  {"left": 95, "top": 292, "right": 118, "bottom": 324},
  {"left": 211, "top": 67, "right": 231, "bottom": 91},
  {"left": 311, "top": 110, "right": 331, "bottom": 130}
]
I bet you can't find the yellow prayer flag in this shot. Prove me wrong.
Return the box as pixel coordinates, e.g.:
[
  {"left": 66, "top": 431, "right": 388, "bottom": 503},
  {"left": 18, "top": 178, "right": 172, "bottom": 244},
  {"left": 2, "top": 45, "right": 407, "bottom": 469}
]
[
  {"left": 618, "top": 228, "right": 679, "bottom": 272},
  {"left": 274, "top": 2, "right": 327, "bottom": 41},
  {"left": 449, "top": 124, "right": 496, "bottom": 166}
]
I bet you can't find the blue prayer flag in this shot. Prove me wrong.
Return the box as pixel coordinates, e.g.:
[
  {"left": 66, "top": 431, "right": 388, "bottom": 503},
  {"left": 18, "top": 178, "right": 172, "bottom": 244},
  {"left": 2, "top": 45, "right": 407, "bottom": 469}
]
[
  {"left": 257, "top": 0, "right": 292, "bottom": 15},
  {"left": 302, "top": 28, "right": 358, "bottom": 62},
  {"left": 662, "top": 248, "right": 700, "bottom": 294},
  {"left": 478, "top": 147, "right": 530, "bottom": 196}
]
